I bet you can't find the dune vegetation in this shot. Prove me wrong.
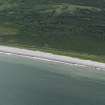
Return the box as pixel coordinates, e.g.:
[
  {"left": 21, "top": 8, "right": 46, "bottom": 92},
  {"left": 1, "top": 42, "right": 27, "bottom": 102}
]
[{"left": 0, "top": 0, "right": 105, "bottom": 62}]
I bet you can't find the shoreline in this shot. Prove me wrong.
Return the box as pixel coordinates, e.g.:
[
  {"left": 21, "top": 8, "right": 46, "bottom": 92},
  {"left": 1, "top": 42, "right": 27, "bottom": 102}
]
[{"left": 0, "top": 45, "right": 105, "bottom": 70}]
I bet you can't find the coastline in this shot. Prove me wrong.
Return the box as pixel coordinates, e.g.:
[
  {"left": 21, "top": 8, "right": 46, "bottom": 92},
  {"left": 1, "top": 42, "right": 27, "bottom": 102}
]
[{"left": 0, "top": 45, "right": 105, "bottom": 70}]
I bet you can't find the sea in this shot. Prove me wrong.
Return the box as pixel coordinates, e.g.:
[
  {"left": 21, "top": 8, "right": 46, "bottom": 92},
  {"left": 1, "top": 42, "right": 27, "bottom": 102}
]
[{"left": 0, "top": 54, "right": 105, "bottom": 105}]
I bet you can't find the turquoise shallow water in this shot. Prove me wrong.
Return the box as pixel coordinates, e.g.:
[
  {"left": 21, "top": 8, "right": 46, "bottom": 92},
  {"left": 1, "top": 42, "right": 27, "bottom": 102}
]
[{"left": 0, "top": 54, "right": 105, "bottom": 105}]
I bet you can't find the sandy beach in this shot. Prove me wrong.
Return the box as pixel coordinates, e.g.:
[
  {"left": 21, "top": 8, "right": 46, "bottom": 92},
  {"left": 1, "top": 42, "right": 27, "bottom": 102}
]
[{"left": 0, "top": 45, "right": 105, "bottom": 70}]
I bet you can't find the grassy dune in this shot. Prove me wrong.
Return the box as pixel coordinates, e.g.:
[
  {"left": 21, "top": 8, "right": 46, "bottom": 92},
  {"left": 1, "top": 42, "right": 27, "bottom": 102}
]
[{"left": 0, "top": 0, "right": 105, "bottom": 62}]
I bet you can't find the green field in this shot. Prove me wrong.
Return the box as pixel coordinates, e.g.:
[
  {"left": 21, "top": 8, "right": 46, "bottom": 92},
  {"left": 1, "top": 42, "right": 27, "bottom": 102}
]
[{"left": 0, "top": 0, "right": 105, "bottom": 62}]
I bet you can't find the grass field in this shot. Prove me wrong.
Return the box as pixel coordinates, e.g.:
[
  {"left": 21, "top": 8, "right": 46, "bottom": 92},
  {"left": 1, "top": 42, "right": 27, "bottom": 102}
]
[{"left": 0, "top": 0, "right": 105, "bottom": 62}]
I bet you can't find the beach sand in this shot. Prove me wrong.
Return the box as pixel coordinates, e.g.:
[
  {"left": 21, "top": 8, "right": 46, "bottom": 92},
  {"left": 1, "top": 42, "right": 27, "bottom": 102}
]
[{"left": 0, "top": 45, "right": 104, "bottom": 70}]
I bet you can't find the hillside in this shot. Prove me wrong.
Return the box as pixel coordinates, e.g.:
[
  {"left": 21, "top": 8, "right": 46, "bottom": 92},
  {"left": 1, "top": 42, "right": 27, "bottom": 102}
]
[{"left": 0, "top": 0, "right": 105, "bottom": 62}]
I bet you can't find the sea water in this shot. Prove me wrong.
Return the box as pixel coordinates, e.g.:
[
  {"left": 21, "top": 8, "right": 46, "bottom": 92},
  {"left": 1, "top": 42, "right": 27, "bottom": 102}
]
[{"left": 0, "top": 54, "right": 105, "bottom": 105}]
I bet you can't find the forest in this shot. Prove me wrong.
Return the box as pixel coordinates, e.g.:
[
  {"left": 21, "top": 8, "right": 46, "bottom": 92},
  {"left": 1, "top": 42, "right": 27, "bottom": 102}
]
[{"left": 0, "top": 0, "right": 105, "bottom": 62}]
